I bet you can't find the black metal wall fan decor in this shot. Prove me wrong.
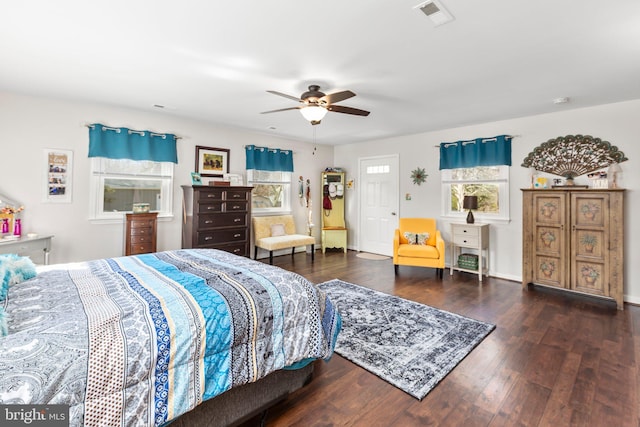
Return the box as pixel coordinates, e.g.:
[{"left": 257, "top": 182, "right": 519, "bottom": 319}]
[{"left": 261, "top": 85, "right": 370, "bottom": 125}]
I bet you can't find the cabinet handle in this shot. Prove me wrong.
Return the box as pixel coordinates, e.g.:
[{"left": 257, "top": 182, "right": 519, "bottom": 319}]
[
  {"left": 207, "top": 194, "right": 215, "bottom": 198},
  {"left": 205, "top": 220, "right": 213, "bottom": 224},
  {"left": 234, "top": 234, "right": 241, "bottom": 238},
  {"left": 205, "top": 236, "right": 213, "bottom": 241},
  {"left": 233, "top": 248, "right": 241, "bottom": 253},
  {"left": 232, "top": 205, "right": 240, "bottom": 209},
  {"left": 207, "top": 206, "right": 216, "bottom": 210},
  {"left": 234, "top": 218, "right": 241, "bottom": 222},
  {"left": 232, "top": 194, "right": 241, "bottom": 198}
]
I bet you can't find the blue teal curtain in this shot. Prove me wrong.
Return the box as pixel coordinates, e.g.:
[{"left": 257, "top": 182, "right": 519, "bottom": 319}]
[
  {"left": 88, "top": 124, "right": 178, "bottom": 163},
  {"left": 245, "top": 145, "right": 294, "bottom": 172},
  {"left": 439, "top": 135, "right": 512, "bottom": 170}
]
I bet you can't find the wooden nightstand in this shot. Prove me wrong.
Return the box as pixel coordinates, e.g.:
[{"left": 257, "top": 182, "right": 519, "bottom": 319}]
[
  {"left": 125, "top": 212, "right": 158, "bottom": 256},
  {"left": 449, "top": 222, "right": 489, "bottom": 281}
]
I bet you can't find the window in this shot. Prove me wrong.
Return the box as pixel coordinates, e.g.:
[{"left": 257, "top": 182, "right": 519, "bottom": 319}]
[
  {"left": 247, "top": 169, "right": 292, "bottom": 214},
  {"left": 441, "top": 165, "right": 510, "bottom": 223},
  {"left": 89, "top": 158, "right": 174, "bottom": 221}
]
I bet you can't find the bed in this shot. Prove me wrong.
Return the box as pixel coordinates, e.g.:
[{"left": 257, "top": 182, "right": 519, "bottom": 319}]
[{"left": 0, "top": 249, "right": 340, "bottom": 426}]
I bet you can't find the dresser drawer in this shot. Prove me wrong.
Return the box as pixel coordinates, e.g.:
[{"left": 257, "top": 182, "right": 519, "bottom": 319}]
[
  {"left": 130, "top": 234, "right": 153, "bottom": 244},
  {"left": 225, "top": 201, "right": 248, "bottom": 212},
  {"left": 130, "top": 226, "right": 153, "bottom": 236},
  {"left": 197, "top": 228, "right": 247, "bottom": 246},
  {"left": 453, "top": 225, "right": 480, "bottom": 238},
  {"left": 211, "top": 242, "right": 247, "bottom": 257},
  {"left": 453, "top": 234, "right": 479, "bottom": 247},
  {"left": 197, "top": 213, "right": 247, "bottom": 229},
  {"left": 197, "top": 189, "right": 224, "bottom": 201},
  {"left": 129, "top": 242, "right": 153, "bottom": 254},
  {"left": 130, "top": 218, "right": 155, "bottom": 229},
  {"left": 198, "top": 202, "right": 224, "bottom": 214},
  {"left": 226, "top": 190, "right": 249, "bottom": 200}
]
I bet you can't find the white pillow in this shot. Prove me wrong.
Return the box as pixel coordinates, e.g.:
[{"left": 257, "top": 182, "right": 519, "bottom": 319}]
[{"left": 270, "top": 223, "right": 286, "bottom": 237}]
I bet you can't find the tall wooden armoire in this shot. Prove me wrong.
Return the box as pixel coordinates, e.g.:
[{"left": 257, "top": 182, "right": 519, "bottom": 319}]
[
  {"left": 321, "top": 171, "right": 347, "bottom": 253},
  {"left": 522, "top": 189, "right": 624, "bottom": 309}
]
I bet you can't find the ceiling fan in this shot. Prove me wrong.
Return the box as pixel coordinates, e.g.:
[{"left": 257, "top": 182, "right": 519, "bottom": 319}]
[{"left": 261, "top": 85, "right": 370, "bottom": 125}]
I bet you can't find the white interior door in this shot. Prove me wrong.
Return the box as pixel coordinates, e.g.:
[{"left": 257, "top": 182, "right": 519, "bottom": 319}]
[{"left": 358, "top": 155, "right": 399, "bottom": 256}]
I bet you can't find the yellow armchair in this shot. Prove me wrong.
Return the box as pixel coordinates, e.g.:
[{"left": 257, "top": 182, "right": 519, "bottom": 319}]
[{"left": 393, "top": 218, "right": 445, "bottom": 278}]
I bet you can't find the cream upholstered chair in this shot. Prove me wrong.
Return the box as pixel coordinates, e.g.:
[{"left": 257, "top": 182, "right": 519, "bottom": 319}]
[{"left": 393, "top": 218, "right": 445, "bottom": 278}]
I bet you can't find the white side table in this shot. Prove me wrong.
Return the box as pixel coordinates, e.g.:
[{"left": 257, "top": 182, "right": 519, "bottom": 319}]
[
  {"left": 449, "top": 223, "right": 489, "bottom": 281},
  {"left": 0, "top": 235, "right": 53, "bottom": 265}
]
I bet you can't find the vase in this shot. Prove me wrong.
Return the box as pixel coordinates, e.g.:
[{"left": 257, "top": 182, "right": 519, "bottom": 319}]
[
  {"left": 13, "top": 219, "right": 21, "bottom": 236},
  {"left": 1, "top": 218, "right": 8, "bottom": 234}
]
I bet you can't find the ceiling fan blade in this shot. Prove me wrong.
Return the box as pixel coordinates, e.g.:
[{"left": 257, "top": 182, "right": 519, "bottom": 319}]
[
  {"left": 260, "top": 106, "right": 302, "bottom": 114},
  {"left": 321, "top": 90, "right": 356, "bottom": 105},
  {"left": 327, "top": 105, "right": 370, "bottom": 116},
  {"left": 267, "top": 90, "right": 302, "bottom": 102}
]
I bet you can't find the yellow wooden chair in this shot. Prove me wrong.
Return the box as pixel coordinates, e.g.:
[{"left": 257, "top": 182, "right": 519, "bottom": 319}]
[{"left": 393, "top": 218, "right": 445, "bottom": 278}]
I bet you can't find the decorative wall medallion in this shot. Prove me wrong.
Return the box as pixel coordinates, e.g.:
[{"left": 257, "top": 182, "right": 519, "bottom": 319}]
[
  {"left": 411, "top": 167, "right": 427, "bottom": 185},
  {"left": 521, "top": 135, "right": 628, "bottom": 180}
]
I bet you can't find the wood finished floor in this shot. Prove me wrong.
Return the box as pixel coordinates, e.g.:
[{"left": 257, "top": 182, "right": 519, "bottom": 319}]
[{"left": 240, "top": 250, "right": 639, "bottom": 427}]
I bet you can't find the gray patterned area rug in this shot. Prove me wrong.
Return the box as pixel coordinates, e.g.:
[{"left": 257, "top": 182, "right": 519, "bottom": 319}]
[{"left": 317, "top": 279, "right": 495, "bottom": 400}]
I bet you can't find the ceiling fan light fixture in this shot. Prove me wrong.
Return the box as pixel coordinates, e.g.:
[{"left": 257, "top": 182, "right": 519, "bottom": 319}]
[{"left": 300, "top": 105, "right": 328, "bottom": 124}]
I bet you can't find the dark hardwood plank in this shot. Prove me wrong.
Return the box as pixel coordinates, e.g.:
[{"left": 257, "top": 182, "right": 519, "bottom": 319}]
[{"left": 238, "top": 251, "right": 640, "bottom": 426}]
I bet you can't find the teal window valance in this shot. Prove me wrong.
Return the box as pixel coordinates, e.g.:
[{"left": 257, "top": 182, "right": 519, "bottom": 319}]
[
  {"left": 439, "top": 135, "right": 512, "bottom": 170},
  {"left": 88, "top": 124, "right": 178, "bottom": 163},
  {"left": 245, "top": 145, "right": 294, "bottom": 172}
]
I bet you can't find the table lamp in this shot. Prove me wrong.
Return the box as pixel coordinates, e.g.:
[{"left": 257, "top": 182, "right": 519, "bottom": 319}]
[
  {"left": 608, "top": 163, "right": 622, "bottom": 188},
  {"left": 463, "top": 195, "right": 478, "bottom": 224}
]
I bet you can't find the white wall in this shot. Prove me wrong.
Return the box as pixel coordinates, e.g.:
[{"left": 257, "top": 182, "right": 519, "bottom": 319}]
[
  {"left": 0, "top": 91, "right": 333, "bottom": 263},
  {"left": 335, "top": 99, "right": 640, "bottom": 304}
]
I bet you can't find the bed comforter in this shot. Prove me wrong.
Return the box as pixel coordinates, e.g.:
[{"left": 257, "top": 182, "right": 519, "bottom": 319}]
[{"left": 0, "top": 249, "right": 340, "bottom": 426}]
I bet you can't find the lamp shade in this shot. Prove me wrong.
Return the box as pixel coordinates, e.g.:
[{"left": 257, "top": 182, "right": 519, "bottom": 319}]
[
  {"left": 463, "top": 195, "right": 478, "bottom": 210},
  {"left": 608, "top": 163, "right": 622, "bottom": 173},
  {"left": 299, "top": 106, "right": 328, "bottom": 123}
]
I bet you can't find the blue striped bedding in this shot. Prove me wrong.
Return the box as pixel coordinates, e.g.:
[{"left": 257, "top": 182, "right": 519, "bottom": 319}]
[{"left": 0, "top": 249, "right": 340, "bottom": 426}]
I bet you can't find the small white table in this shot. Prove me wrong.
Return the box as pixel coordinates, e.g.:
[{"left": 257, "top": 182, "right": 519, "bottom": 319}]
[
  {"left": 0, "top": 235, "right": 53, "bottom": 265},
  {"left": 449, "top": 223, "right": 489, "bottom": 281}
]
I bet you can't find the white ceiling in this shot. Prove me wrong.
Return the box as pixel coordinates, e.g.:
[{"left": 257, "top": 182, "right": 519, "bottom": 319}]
[{"left": 2, "top": 1, "right": 639, "bottom": 145}]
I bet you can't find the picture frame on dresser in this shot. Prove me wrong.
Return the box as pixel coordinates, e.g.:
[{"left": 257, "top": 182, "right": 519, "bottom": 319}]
[{"left": 195, "top": 146, "right": 229, "bottom": 177}]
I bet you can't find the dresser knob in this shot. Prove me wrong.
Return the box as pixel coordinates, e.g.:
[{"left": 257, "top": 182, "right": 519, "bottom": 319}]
[
  {"left": 205, "top": 236, "right": 213, "bottom": 241},
  {"left": 233, "top": 248, "right": 240, "bottom": 253},
  {"left": 234, "top": 218, "right": 241, "bottom": 223},
  {"left": 205, "top": 220, "right": 213, "bottom": 224},
  {"left": 234, "top": 234, "right": 241, "bottom": 238}
]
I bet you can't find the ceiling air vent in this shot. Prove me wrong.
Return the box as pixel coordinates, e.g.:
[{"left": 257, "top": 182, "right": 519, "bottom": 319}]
[{"left": 415, "top": 0, "right": 454, "bottom": 26}]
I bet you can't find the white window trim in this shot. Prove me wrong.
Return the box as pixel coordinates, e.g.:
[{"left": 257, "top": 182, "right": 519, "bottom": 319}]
[
  {"left": 440, "top": 166, "right": 511, "bottom": 224},
  {"left": 247, "top": 170, "right": 292, "bottom": 215},
  {"left": 89, "top": 158, "right": 174, "bottom": 223}
]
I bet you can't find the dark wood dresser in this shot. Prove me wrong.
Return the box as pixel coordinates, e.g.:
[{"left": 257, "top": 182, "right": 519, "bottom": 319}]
[
  {"left": 181, "top": 185, "right": 253, "bottom": 257},
  {"left": 124, "top": 212, "right": 158, "bottom": 256}
]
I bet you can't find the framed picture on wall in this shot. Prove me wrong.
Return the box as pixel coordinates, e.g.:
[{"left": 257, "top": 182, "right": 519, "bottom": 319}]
[
  {"left": 195, "top": 146, "right": 230, "bottom": 177},
  {"left": 43, "top": 148, "right": 73, "bottom": 203}
]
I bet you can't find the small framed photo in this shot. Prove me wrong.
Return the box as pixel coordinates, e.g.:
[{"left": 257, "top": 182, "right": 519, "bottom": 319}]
[
  {"left": 190, "top": 172, "right": 202, "bottom": 185},
  {"left": 195, "top": 146, "right": 229, "bottom": 178},
  {"left": 43, "top": 148, "right": 73, "bottom": 203},
  {"left": 224, "top": 173, "right": 243, "bottom": 186}
]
